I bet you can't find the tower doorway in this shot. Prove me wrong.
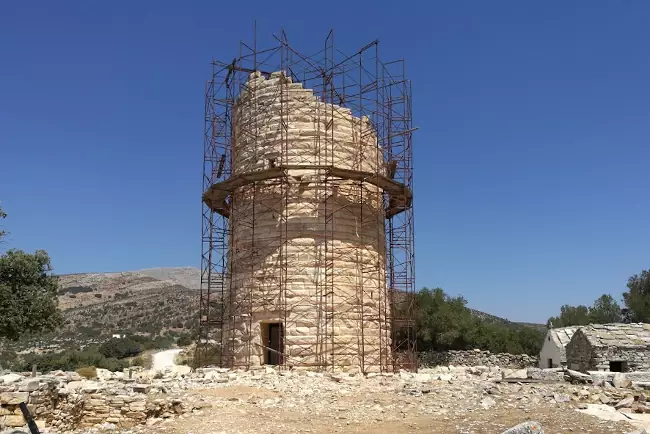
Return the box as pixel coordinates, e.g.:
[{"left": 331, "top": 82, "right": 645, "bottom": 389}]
[{"left": 263, "top": 322, "right": 284, "bottom": 365}]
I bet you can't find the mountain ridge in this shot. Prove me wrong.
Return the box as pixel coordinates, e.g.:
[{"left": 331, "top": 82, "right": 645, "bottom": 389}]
[
  {"left": 4, "top": 267, "right": 546, "bottom": 352},
  {"left": 53, "top": 266, "right": 544, "bottom": 333}
]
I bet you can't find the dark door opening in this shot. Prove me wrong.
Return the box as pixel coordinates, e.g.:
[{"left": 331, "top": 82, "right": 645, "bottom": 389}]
[
  {"left": 264, "top": 322, "right": 284, "bottom": 365},
  {"left": 609, "top": 361, "right": 628, "bottom": 372},
  {"left": 548, "top": 358, "right": 553, "bottom": 368}
]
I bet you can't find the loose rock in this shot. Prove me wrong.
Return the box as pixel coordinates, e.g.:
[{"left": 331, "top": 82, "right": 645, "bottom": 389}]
[
  {"left": 500, "top": 421, "right": 544, "bottom": 433},
  {"left": 615, "top": 396, "right": 635, "bottom": 409},
  {"left": 613, "top": 373, "right": 633, "bottom": 389}
]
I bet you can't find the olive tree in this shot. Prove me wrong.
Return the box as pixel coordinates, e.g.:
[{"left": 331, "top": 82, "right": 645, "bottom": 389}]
[{"left": 0, "top": 206, "right": 62, "bottom": 340}]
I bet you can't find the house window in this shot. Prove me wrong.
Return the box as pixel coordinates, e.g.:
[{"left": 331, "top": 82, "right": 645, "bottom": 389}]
[
  {"left": 548, "top": 358, "right": 553, "bottom": 368},
  {"left": 609, "top": 361, "right": 629, "bottom": 372}
]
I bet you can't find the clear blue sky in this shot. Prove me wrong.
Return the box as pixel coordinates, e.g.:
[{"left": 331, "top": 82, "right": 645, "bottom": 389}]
[{"left": 1, "top": 1, "right": 649, "bottom": 323}]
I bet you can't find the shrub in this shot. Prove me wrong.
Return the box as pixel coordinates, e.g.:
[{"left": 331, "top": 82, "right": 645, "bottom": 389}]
[
  {"left": 99, "top": 337, "right": 142, "bottom": 359},
  {"left": 8, "top": 346, "right": 131, "bottom": 373},
  {"left": 77, "top": 327, "right": 101, "bottom": 338},
  {"left": 176, "top": 334, "right": 192, "bottom": 347},
  {"left": 191, "top": 345, "right": 219, "bottom": 368},
  {"left": 130, "top": 335, "right": 175, "bottom": 352},
  {"left": 58, "top": 286, "right": 94, "bottom": 295},
  {"left": 76, "top": 366, "right": 97, "bottom": 379},
  {"left": 175, "top": 346, "right": 195, "bottom": 367},
  {"left": 130, "top": 353, "right": 152, "bottom": 369},
  {"left": 99, "top": 357, "right": 128, "bottom": 372},
  {"left": 0, "top": 349, "right": 17, "bottom": 370}
]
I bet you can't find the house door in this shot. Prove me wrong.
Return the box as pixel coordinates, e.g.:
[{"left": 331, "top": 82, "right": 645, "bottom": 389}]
[{"left": 609, "top": 361, "right": 628, "bottom": 372}]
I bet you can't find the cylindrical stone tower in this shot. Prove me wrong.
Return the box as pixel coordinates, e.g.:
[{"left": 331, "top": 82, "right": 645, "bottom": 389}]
[{"left": 222, "top": 71, "right": 390, "bottom": 372}]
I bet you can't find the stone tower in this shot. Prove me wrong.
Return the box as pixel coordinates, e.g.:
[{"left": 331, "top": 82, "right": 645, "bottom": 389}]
[{"left": 217, "top": 70, "right": 391, "bottom": 372}]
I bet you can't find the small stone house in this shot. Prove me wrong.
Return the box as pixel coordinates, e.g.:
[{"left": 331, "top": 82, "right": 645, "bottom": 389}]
[
  {"left": 538, "top": 326, "right": 578, "bottom": 368},
  {"left": 566, "top": 323, "right": 650, "bottom": 373}
]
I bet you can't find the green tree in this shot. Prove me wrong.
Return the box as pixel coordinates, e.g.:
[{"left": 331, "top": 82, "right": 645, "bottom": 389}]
[
  {"left": 415, "top": 287, "right": 475, "bottom": 350},
  {"left": 513, "top": 326, "right": 545, "bottom": 355},
  {"left": 0, "top": 206, "right": 62, "bottom": 341},
  {"left": 547, "top": 304, "right": 591, "bottom": 328},
  {"left": 176, "top": 334, "right": 192, "bottom": 347},
  {"left": 0, "top": 249, "right": 62, "bottom": 340},
  {"left": 589, "top": 294, "right": 621, "bottom": 324},
  {"left": 412, "top": 287, "right": 543, "bottom": 356},
  {"left": 623, "top": 270, "right": 650, "bottom": 322},
  {"left": 547, "top": 293, "right": 624, "bottom": 327},
  {"left": 99, "top": 337, "right": 143, "bottom": 359},
  {"left": 0, "top": 205, "right": 7, "bottom": 240}
]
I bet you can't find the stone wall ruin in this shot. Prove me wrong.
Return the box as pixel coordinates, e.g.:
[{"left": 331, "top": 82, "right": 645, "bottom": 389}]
[
  {"left": 566, "top": 331, "right": 650, "bottom": 373},
  {"left": 419, "top": 350, "right": 538, "bottom": 369},
  {"left": 0, "top": 372, "right": 191, "bottom": 432}
]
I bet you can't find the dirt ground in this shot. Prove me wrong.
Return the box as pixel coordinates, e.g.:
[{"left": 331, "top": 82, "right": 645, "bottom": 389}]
[{"left": 135, "top": 385, "right": 636, "bottom": 434}]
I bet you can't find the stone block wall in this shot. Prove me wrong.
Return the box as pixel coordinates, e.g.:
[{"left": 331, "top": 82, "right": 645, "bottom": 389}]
[
  {"left": 418, "top": 350, "right": 538, "bottom": 369},
  {"left": 223, "top": 70, "right": 390, "bottom": 372},
  {"left": 565, "top": 330, "right": 592, "bottom": 372},
  {"left": 0, "top": 373, "right": 189, "bottom": 432},
  {"left": 590, "top": 348, "right": 650, "bottom": 372},
  {"left": 562, "top": 329, "right": 650, "bottom": 373},
  {"left": 572, "top": 346, "right": 650, "bottom": 373}
]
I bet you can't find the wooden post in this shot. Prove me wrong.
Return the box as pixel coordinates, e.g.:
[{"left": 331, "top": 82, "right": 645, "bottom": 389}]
[{"left": 18, "top": 402, "right": 41, "bottom": 434}]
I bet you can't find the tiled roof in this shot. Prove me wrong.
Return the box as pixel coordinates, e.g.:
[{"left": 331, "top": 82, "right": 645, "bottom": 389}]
[
  {"left": 579, "top": 323, "right": 650, "bottom": 348},
  {"left": 550, "top": 326, "right": 579, "bottom": 347},
  {"left": 547, "top": 326, "right": 580, "bottom": 363}
]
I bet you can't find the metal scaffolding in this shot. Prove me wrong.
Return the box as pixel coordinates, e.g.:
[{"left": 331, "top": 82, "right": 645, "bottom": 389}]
[{"left": 197, "top": 29, "right": 415, "bottom": 372}]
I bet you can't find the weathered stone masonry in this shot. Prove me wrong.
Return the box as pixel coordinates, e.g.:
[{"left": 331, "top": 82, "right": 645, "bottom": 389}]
[
  {"left": 566, "top": 323, "right": 650, "bottom": 373},
  {"left": 222, "top": 71, "right": 390, "bottom": 371},
  {"left": 0, "top": 373, "right": 190, "bottom": 432},
  {"left": 419, "top": 350, "right": 537, "bottom": 369}
]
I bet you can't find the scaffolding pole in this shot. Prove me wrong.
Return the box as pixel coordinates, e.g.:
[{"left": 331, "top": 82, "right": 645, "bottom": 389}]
[{"left": 197, "top": 29, "right": 416, "bottom": 373}]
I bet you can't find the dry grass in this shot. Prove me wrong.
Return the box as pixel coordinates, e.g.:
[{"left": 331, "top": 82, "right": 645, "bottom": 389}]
[
  {"left": 129, "top": 350, "right": 154, "bottom": 369},
  {"left": 174, "top": 345, "right": 196, "bottom": 367},
  {"left": 75, "top": 366, "right": 97, "bottom": 379}
]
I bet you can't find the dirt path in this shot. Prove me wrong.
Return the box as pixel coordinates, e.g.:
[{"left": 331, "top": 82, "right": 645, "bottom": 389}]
[{"left": 152, "top": 349, "right": 182, "bottom": 372}]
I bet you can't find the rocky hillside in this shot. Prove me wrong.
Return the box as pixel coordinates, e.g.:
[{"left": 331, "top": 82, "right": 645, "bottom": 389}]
[
  {"left": 5, "top": 266, "right": 545, "bottom": 352},
  {"left": 57, "top": 267, "right": 200, "bottom": 310},
  {"left": 23, "top": 267, "right": 201, "bottom": 350},
  {"left": 468, "top": 308, "right": 547, "bottom": 333}
]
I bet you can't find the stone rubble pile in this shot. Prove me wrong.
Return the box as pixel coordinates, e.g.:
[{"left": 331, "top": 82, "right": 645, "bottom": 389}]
[
  {"left": 560, "top": 369, "right": 650, "bottom": 416},
  {"left": 1, "top": 363, "right": 649, "bottom": 433}
]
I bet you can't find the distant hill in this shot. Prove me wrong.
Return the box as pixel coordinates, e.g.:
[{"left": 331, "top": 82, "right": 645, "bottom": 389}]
[
  {"left": 9, "top": 267, "right": 201, "bottom": 351},
  {"left": 56, "top": 267, "right": 200, "bottom": 310},
  {"left": 5, "top": 266, "right": 546, "bottom": 352},
  {"left": 468, "top": 308, "right": 546, "bottom": 333}
]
